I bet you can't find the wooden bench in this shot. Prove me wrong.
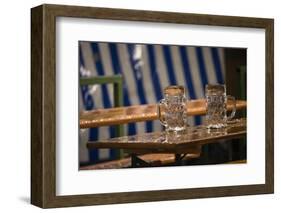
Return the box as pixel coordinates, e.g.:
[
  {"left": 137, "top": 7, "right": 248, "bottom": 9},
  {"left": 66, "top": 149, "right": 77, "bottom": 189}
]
[
  {"left": 80, "top": 99, "right": 246, "bottom": 128},
  {"left": 80, "top": 153, "right": 201, "bottom": 170}
]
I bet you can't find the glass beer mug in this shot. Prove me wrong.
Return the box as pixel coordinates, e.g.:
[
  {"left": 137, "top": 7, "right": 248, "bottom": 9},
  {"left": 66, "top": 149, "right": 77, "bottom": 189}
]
[
  {"left": 157, "top": 85, "right": 188, "bottom": 132},
  {"left": 205, "top": 84, "right": 236, "bottom": 128}
]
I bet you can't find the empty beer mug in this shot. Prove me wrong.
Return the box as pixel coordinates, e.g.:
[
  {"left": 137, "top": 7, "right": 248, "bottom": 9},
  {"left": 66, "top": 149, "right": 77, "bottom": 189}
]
[
  {"left": 205, "top": 84, "right": 236, "bottom": 128},
  {"left": 157, "top": 85, "right": 188, "bottom": 132}
]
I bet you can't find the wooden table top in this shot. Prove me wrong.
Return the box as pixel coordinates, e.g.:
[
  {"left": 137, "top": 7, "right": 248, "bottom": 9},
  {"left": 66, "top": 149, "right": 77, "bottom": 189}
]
[
  {"left": 80, "top": 99, "right": 246, "bottom": 128},
  {"left": 87, "top": 118, "right": 246, "bottom": 154}
]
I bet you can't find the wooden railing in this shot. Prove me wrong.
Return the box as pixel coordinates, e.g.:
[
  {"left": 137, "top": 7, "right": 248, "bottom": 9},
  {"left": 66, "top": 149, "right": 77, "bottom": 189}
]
[{"left": 80, "top": 99, "right": 246, "bottom": 128}]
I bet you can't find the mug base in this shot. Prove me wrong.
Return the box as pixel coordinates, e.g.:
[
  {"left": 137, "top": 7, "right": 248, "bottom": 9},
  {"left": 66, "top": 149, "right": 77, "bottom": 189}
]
[
  {"left": 206, "top": 123, "right": 226, "bottom": 129},
  {"left": 165, "top": 127, "right": 186, "bottom": 133}
]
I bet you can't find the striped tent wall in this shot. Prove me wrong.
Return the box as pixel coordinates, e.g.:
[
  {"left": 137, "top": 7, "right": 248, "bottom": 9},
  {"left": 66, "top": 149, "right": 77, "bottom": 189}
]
[{"left": 79, "top": 41, "right": 225, "bottom": 165}]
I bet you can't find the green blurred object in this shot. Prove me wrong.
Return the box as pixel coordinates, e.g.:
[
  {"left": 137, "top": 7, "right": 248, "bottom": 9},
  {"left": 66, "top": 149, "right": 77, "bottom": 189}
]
[{"left": 80, "top": 75, "right": 124, "bottom": 158}]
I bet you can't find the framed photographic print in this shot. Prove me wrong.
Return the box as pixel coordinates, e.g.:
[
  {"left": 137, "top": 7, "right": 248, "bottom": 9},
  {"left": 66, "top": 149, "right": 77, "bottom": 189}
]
[{"left": 31, "top": 4, "right": 274, "bottom": 208}]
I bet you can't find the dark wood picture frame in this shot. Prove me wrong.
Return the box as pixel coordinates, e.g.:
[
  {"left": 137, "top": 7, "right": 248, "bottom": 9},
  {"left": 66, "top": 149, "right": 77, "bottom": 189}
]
[{"left": 31, "top": 4, "right": 274, "bottom": 208}]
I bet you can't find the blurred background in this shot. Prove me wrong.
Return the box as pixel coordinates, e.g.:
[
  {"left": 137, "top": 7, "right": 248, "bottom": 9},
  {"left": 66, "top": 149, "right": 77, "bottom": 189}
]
[{"left": 79, "top": 41, "right": 246, "bottom": 167}]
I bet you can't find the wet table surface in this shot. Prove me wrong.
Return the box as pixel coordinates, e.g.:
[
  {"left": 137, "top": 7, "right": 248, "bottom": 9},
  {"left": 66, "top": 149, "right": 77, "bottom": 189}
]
[
  {"left": 80, "top": 99, "right": 246, "bottom": 128},
  {"left": 87, "top": 118, "right": 246, "bottom": 154}
]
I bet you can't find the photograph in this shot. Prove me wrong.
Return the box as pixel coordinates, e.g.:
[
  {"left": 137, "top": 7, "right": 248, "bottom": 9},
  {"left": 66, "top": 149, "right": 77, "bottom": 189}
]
[
  {"left": 30, "top": 4, "right": 273, "bottom": 208},
  {"left": 79, "top": 42, "right": 247, "bottom": 170}
]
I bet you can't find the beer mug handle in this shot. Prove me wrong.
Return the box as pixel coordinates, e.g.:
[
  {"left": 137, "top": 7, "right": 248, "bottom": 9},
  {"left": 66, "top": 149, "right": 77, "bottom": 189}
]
[
  {"left": 226, "top": 95, "right": 236, "bottom": 120},
  {"left": 157, "top": 99, "right": 168, "bottom": 127}
]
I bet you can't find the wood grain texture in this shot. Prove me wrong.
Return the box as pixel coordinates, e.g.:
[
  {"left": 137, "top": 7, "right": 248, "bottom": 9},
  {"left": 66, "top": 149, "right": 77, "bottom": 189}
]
[
  {"left": 31, "top": 4, "right": 274, "bottom": 208},
  {"left": 265, "top": 20, "right": 274, "bottom": 193},
  {"left": 43, "top": 4, "right": 272, "bottom": 28},
  {"left": 31, "top": 5, "right": 43, "bottom": 207},
  {"left": 41, "top": 184, "right": 271, "bottom": 208},
  {"left": 43, "top": 4, "right": 57, "bottom": 207},
  {"left": 31, "top": 5, "right": 57, "bottom": 208}
]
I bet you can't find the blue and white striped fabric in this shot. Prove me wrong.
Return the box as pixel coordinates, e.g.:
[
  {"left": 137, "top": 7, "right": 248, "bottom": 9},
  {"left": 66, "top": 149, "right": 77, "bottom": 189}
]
[{"left": 79, "top": 42, "right": 225, "bottom": 164}]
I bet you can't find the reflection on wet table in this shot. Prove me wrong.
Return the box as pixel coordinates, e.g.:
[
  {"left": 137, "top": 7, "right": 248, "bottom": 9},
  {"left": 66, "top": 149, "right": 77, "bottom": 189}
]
[{"left": 87, "top": 118, "right": 246, "bottom": 154}]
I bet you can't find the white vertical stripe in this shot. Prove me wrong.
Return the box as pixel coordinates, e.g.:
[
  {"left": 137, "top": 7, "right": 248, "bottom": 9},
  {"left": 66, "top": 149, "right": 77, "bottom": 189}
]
[
  {"left": 79, "top": 88, "right": 89, "bottom": 163},
  {"left": 202, "top": 47, "right": 217, "bottom": 84},
  {"left": 142, "top": 45, "right": 164, "bottom": 132},
  {"left": 154, "top": 45, "right": 170, "bottom": 89},
  {"left": 218, "top": 48, "right": 226, "bottom": 81},
  {"left": 98, "top": 43, "right": 114, "bottom": 106},
  {"left": 170, "top": 46, "right": 195, "bottom": 126},
  {"left": 79, "top": 129, "right": 89, "bottom": 163},
  {"left": 123, "top": 124, "right": 129, "bottom": 136},
  {"left": 97, "top": 126, "right": 110, "bottom": 159},
  {"left": 116, "top": 44, "right": 140, "bottom": 105},
  {"left": 80, "top": 42, "right": 97, "bottom": 76},
  {"left": 80, "top": 42, "right": 110, "bottom": 159},
  {"left": 98, "top": 43, "right": 130, "bottom": 141},
  {"left": 79, "top": 83, "right": 85, "bottom": 112},
  {"left": 170, "top": 46, "right": 191, "bottom": 99},
  {"left": 117, "top": 43, "right": 145, "bottom": 134},
  {"left": 137, "top": 45, "right": 157, "bottom": 104},
  {"left": 154, "top": 44, "right": 171, "bottom": 132},
  {"left": 98, "top": 43, "right": 114, "bottom": 75},
  {"left": 99, "top": 149, "right": 110, "bottom": 160},
  {"left": 80, "top": 42, "right": 104, "bottom": 109},
  {"left": 186, "top": 47, "right": 204, "bottom": 98},
  {"left": 153, "top": 120, "right": 163, "bottom": 132}
]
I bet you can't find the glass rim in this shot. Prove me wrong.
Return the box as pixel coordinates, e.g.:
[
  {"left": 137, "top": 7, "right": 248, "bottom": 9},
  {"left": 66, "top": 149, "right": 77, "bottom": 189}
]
[
  {"left": 205, "top": 84, "right": 226, "bottom": 91},
  {"left": 164, "top": 85, "right": 185, "bottom": 96}
]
